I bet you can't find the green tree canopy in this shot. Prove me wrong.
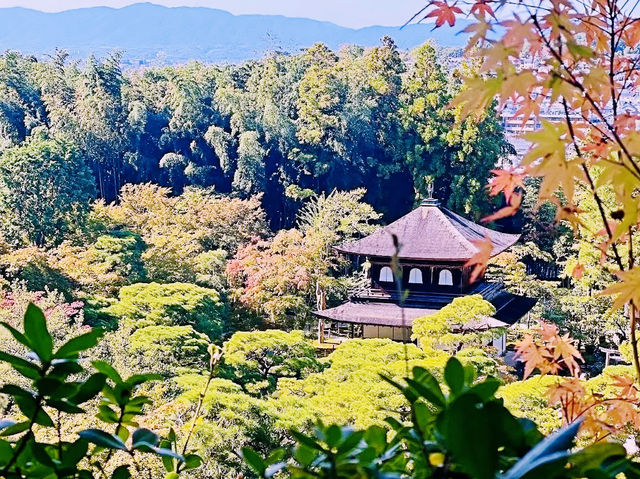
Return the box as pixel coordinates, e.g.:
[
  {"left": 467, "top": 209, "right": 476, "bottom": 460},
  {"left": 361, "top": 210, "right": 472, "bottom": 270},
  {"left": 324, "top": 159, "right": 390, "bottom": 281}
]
[
  {"left": 222, "top": 329, "right": 322, "bottom": 395},
  {"left": 0, "top": 134, "right": 95, "bottom": 247},
  {"left": 106, "top": 282, "right": 226, "bottom": 339}
]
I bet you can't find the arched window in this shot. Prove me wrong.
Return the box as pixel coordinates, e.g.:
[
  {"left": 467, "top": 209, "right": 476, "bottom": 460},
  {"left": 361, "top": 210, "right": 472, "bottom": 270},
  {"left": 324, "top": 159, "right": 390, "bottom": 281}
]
[
  {"left": 379, "top": 266, "right": 393, "bottom": 283},
  {"left": 408, "top": 268, "right": 423, "bottom": 284},
  {"left": 438, "top": 269, "right": 453, "bottom": 286}
]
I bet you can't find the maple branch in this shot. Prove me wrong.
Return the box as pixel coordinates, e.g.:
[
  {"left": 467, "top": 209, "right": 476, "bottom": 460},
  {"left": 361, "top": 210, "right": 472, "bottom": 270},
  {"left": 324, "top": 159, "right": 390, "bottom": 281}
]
[
  {"left": 530, "top": 14, "right": 640, "bottom": 180},
  {"left": 573, "top": 396, "right": 640, "bottom": 421},
  {"left": 631, "top": 302, "right": 640, "bottom": 383},
  {"left": 560, "top": 98, "right": 625, "bottom": 270}
]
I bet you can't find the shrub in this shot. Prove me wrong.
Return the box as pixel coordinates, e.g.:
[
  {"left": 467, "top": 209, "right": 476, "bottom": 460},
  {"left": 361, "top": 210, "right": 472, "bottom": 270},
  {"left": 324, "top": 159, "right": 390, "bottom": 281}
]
[
  {"left": 129, "top": 325, "right": 210, "bottom": 376},
  {"left": 222, "top": 330, "right": 322, "bottom": 394},
  {"left": 106, "top": 282, "right": 226, "bottom": 338}
]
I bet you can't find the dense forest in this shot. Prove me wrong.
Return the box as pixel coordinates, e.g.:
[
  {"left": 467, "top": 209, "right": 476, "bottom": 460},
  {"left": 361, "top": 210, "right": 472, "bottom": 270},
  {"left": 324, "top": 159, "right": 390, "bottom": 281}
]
[{"left": 0, "top": 38, "right": 504, "bottom": 236}]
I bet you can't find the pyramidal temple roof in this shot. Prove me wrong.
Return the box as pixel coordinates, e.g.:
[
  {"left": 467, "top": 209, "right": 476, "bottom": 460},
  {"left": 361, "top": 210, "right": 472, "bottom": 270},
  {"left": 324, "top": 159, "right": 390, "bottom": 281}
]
[{"left": 335, "top": 200, "right": 520, "bottom": 262}]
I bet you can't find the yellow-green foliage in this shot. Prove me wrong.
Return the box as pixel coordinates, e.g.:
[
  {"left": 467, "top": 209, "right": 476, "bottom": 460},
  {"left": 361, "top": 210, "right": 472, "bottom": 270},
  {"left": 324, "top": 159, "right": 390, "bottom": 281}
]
[
  {"left": 54, "top": 231, "right": 147, "bottom": 295},
  {"left": 271, "top": 339, "right": 454, "bottom": 431},
  {"left": 412, "top": 295, "right": 500, "bottom": 351},
  {"left": 129, "top": 325, "right": 210, "bottom": 375},
  {"left": 106, "top": 282, "right": 226, "bottom": 338},
  {"left": 222, "top": 329, "right": 322, "bottom": 394},
  {"left": 455, "top": 347, "right": 500, "bottom": 377},
  {"left": 163, "top": 375, "right": 280, "bottom": 478},
  {"left": 619, "top": 341, "right": 634, "bottom": 364},
  {"left": 585, "top": 364, "right": 635, "bottom": 395},
  {"left": 92, "top": 184, "right": 268, "bottom": 286}
]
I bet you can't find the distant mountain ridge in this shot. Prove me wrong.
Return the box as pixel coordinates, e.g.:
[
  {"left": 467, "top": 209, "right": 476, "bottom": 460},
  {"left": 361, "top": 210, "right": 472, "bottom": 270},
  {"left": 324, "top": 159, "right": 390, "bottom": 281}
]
[{"left": 0, "top": 3, "right": 469, "bottom": 65}]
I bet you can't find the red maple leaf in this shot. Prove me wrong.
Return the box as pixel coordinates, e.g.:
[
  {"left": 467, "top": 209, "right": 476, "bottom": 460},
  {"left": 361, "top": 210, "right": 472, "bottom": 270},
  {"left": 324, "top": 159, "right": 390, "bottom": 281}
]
[
  {"left": 470, "top": 0, "right": 496, "bottom": 18},
  {"left": 487, "top": 168, "right": 525, "bottom": 202},
  {"left": 464, "top": 235, "right": 494, "bottom": 283},
  {"left": 481, "top": 191, "right": 522, "bottom": 223},
  {"left": 425, "top": 1, "right": 463, "bottom": 27}
]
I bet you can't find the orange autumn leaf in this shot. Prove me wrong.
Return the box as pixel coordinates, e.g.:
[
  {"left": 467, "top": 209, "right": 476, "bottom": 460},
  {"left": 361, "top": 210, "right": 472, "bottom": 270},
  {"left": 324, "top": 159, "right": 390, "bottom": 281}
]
[
  {"left": 464, "top": 235, "right": 493, "bottom": 283},
  {"left": 539, "top": 321, "right": 559, "bottom": 341},
  {"left": 515, "top": 334, "right": 547, "bottom": 379},
  {"left": 601, "top": 267, "right": 640, "bottom": 310},
  {"left": 516, "top": 322, "right": 583, "bottom": 380},
  {"left": 571, "top": 262, "right": 585, "bottom": 279},
  {"left": 470, "top": 0, "right": 495, "bottom": 18},
  {"left": 547, "top": 378, "right": 585, "bottom": 408},
  {"left": 553, "top": 333, "right": 583, "bottom": 377},
  {"left": 463, "top": 16, "right": 493, "bottom": 48},
  {"left": 612, "top": 375, "right": 637, "bottom": 398},
  {"left": 487, "top": 168, "right": 525, "bottom": 202},
  {"left": 425, "top": 1, "right": 463, "bottom": 27},
  {"left": 512, "top": 99, "right": 541, "bottom": 125},
  {"left": 481, "top": 191, "right": 522, "bottom": 223}
]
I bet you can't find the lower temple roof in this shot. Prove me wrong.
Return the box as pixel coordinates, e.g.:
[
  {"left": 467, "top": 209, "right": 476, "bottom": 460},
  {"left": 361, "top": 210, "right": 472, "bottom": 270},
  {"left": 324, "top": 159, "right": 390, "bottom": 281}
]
[{"left": 314, "top": 285, "right": 537, "bottom": 329}]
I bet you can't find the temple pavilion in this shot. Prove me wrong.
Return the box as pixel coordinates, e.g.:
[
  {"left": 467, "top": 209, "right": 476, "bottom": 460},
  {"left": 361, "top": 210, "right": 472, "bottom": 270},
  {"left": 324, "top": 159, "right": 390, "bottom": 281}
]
[{"left": 314, "top": 194, "right": 536, "bottom": 354}]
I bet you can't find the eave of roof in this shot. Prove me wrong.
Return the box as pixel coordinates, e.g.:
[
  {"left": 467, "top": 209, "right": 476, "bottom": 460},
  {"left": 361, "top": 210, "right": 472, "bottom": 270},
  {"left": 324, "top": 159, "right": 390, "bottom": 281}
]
[
  {"left": 315, "top": 289, "right": 537, "bottom": 329},
  {"left": 335, "top": 204, "right": 520, "bottom": 262},
  {"left": 314, "top": 301, "right": 510, "bottom": 330}
]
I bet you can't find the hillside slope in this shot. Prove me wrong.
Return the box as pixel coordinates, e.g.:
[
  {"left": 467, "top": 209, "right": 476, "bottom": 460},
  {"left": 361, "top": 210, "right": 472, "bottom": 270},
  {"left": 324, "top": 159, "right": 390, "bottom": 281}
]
[{"left": 0, "top": 3, "right": 468, "bottom": 64}]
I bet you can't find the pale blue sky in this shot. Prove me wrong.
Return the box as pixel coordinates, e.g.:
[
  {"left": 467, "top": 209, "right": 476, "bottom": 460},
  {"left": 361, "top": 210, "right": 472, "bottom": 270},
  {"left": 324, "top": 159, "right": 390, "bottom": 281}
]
[{"left": 0, "top": 0, "right": 427, "bottom": 28}]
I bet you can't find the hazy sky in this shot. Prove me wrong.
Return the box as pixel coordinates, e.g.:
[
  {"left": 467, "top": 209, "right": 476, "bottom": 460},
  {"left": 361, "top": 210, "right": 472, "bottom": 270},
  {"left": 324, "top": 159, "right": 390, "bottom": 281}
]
[{"left": 0, "top": 1, "right": 427, "bottom": 28}]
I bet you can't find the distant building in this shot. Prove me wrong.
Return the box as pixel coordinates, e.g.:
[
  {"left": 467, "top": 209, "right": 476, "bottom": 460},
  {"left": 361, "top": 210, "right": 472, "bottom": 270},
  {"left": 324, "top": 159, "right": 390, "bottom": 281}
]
[{"left": 314, "top": 194, "right": 536, "bottom": 354}]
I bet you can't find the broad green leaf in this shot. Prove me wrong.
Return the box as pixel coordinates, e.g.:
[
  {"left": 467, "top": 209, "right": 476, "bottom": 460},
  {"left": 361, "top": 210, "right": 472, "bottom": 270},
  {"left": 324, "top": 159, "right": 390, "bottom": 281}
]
[
  {"left": 11, "top": 392, "right": 54, "bottom": 427},
  {"left": 54, "top": 329, "right": 104, "bottom": 359},
  {"left": 0, "top": 351, "right": 41, "bottom": 379},
  {"left": 132, "top": 428, "right": 158, "bottom": 448},
  {"left": 381, "top": 375, "right": 420, "bottom": 404},
  {"left": 24, "top": 303, "right": 53, "bottom": 362},
  {"left": 151, "top": 447, "right": 185, "bottom": 462},
  {"left": 290, "top": 431, "right": 326, "bottom": 452},
  {"left": 125, "top": 373, "right": 162, "bottom": 387},
  {"left": 97, "top": 404, "right": 119, "bottom": 423},
  {"left": 411, "top": 366, "right": 445, "bottom": 406},
  {"left": 0, "top": 421, "right": 29, "bottom": 436},
  {"left": 78, "top": 429, "right": 127, "bottom": 450},
  {"left": 0, "top": 439, "right": 12, "bottom": 466},
  {"left": 324, "top": 424, "right": 342, "bottom": 448},
  {"left": 92, "top": 361, "right": 123, "bottom": 383},
  {"left": 413, "top": 401, "right": 431, "bottom": 434},
  {"left": 0, "top": 420, "right": 16, "bottom": 431},
  {"left": 49, "top": 360, "right": 84, "bottom": 378},
  {"left": 162, "top": 453, "right": 174, "bottom": 472},
  {"left": 442, "top": 394, "right": 496, "bottom": 479},
  {"left": 0, "top": 322, "right": 30, "bottom": 349},
  {"left": 111, "top": 465, "right": 131, "bottom": 479},
  {"left": 502, "top": 420, "right": 581, "bottom": 479},
  {"left": 0, "top": 384, "right": 33, "bottom": 399},
  {"left": 183, "top": 453, "right": 203, "bottom": 470},
  {"left": 60, "top": 439, "right": 89, "bottom": 467},
  {"left": 469, "top": 378, "right": 501, "bottom": 401},
  {"left": 444, "top": 357, "right": 465, "bottom": 394},
  {"left": 45, "top": 398, "right": 84, "bottom": 414},
  {"left": 69, "top": 373, "right": 107, "bottom": 404},
  {"left": 570, "top": 442, "right": 626, "bottom": 474},
  {"left": 336, "top": 430, "right": 364, "bottom": 455},
  {"left": 242, "top": 447, "right": 266, "bottom": 475},
  {"left": 30, "top": 441, "right": 56, "bottom": 467}
]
